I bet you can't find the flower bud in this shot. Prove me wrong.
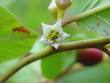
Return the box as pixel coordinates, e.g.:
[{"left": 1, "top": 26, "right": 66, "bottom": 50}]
[
  {"left": 48, "top": 0, "right": 58, "bottom": 19},
  {"left": 55, "top": 0, "right": 72, "bottom": 10}
]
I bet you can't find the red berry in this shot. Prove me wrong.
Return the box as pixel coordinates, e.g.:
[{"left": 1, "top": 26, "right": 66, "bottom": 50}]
[{"left": 76, "top": 48, "right": 103, "bottom": 66}]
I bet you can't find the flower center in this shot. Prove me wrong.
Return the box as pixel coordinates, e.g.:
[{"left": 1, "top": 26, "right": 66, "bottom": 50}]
[{"left": 47, "top": 29, "right": 60, "bottom": 43}]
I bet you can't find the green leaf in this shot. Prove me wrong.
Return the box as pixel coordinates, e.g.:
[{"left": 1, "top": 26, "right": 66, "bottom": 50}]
[
  {"left": 77, "top": 7, "right": 110, "bottom": 37},
  {"left": 41, "top": 51, "right": 77, "bottom": 79},
  {"left": 30, "top": 41, "right": 48, "bottom": 53},
  {"left": 0, "top": 4, "right": 37, "bottom": 63},
  {"left": 82, "top": 0, "right": 99, "bottom": 11},
  {"left": 0, "top": 38, "right": 36, "bottom": 62},
  {"left": 0, "top": 0, "right": 14, "bottom": 7},
  {"left": 64, "top": 27, "right": 98, "bottom": 41},
  {"left": 4, "top": 0, "right": 52, "bottom": 28},
  {"left": 59, "top": 62, "right": 110, "bottom": 83},
  {"left": 0, "top": 6, "right": 20, "bottom": 37},
  {"left": 68, "top": 0, "right": 110, "bottom": 37},
  {"left": 0, "top": 60, "right": 43, "bottom": 83},
  {"left": 67, "top": 0, "right": 99, "bottom": 16}
]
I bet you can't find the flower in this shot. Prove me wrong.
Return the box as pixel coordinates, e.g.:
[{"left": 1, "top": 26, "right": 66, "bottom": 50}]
[{"left": 39, "top": 19, "right": 69, "bottom": 49}]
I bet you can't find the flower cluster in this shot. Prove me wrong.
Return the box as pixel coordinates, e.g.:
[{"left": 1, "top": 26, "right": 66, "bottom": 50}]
[{"left": 39, "top": 0, "right": 72, "bottom": 49}]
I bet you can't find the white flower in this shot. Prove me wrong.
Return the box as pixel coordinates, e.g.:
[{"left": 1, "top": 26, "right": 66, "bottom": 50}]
[{"left": 39, "top": 19, "right": 70, "bottom": 49}]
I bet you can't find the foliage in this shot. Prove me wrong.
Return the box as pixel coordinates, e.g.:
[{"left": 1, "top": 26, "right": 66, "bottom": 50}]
[{"left": 0, "top": 0, "right": 110, "bottom": 83}]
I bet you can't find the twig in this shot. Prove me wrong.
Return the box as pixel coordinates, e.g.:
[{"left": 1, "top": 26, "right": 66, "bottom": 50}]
[{"left": 100, "top": 47, "right": 110, "bottom": 56}]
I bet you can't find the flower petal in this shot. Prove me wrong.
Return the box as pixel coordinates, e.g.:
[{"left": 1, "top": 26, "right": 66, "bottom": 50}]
[
  {"left": 42, "top": 23, "right": 50, "bottom": 35},
  {"left": 54, "top": 19, "right": 63, "bottom": 32},
  {"left": 39, "top": 36, "right": 46, "bottom": 43},
  {"left": 61, "top": 32, "right": 70, "bottom": 40},
  {"left": 48, "top": 0, "right": 57, "bottom": 9},
  {"left": 51, "top": 43, "right": 60, "bottom": 49}
]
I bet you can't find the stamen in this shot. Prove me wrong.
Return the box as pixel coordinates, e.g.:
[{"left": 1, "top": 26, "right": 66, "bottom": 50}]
[{"left": 46, "top": 29, "right": 60, "bottom": 42}]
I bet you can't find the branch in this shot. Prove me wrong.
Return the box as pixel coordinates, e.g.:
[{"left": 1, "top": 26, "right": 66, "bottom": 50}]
[{"left": 1, "top": 37, "right": 110, "bottom": 83}]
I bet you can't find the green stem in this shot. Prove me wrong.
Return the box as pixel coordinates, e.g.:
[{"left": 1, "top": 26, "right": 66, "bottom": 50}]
[
  {"left": 1, "top": 37, "right": 110, "bottom": 83},
  {"left": 57, "top": 8, "right": 65, "bottom": 20}
]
